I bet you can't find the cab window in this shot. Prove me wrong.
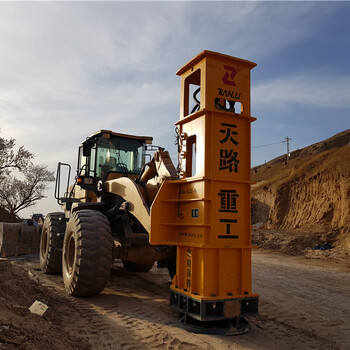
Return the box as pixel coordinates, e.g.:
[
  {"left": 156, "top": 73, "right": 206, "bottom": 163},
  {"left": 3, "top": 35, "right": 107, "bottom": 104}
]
[{"left": 95, "top": 136, "right": 145, "bottom": 179}]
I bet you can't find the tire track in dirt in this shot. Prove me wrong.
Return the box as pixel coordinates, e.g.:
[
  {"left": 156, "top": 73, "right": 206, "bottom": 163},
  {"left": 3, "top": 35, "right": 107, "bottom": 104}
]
[
  {"left": 96, "top": 263, "right": 204, "bottom": 350},
  {"left": 21, "top": 261, "right": 147, "bottom": 350},
  {"left": 252, "top": 251, "right": 349, "bottom": 350},
  {"left": 30, "top": 260, "right": 203, "bottom": 350}
]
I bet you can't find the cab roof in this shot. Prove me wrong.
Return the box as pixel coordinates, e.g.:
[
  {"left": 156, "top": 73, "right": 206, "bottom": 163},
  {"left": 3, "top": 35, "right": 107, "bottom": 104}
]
[{"left": 83, "top": 130, "right": 153, "bottom": 145}]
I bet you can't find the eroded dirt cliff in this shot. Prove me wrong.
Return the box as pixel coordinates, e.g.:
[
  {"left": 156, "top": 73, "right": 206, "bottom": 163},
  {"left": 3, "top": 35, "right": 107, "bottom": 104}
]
[{"left": 251, "top": 130, "right": 350, "bottom": 259}]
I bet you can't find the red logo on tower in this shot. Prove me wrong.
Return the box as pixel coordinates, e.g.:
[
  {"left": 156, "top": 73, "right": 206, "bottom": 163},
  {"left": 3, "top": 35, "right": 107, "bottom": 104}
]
[{"left": 222, "top": 65, "right": 238, "bottom": 86}]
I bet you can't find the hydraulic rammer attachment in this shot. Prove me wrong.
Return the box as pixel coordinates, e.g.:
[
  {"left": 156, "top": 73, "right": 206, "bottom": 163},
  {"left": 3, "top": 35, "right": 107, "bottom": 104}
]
[{"left": 150, "top": 51, "right": 258, "bottom": 334}]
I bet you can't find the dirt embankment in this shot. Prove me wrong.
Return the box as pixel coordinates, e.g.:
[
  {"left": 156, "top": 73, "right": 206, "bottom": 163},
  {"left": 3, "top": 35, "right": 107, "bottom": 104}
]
[{"left": 251, "top": 129, "right": 350, "bottom": 261}]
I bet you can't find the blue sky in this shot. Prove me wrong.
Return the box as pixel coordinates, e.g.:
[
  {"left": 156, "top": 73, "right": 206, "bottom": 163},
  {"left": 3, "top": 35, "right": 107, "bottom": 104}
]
[{"left": 0, "top": 1, "right": 349, "bottom": 216}]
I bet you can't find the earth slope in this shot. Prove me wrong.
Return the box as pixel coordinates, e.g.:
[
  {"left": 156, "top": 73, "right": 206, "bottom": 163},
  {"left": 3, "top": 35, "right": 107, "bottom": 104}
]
[{"left": 251, "top": 129, "right": 350, "bottom": 261}]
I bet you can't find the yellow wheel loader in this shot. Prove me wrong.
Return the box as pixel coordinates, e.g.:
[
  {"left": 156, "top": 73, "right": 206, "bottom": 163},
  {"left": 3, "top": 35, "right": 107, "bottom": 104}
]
[
  {"left": 40, "top": 130, "right": 178, "bottom": 296},
  {"left": 40, "top": 51, "right": 259, "bottom": 334}
]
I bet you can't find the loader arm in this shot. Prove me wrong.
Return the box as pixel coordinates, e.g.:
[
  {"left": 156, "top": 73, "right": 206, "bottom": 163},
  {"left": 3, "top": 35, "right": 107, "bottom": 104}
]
[
  {"left": 103, "top": 177, "right": 151, "bottom": 232},
  {"left": 103, "top": 148, "right": 178, "bottom": 234}
]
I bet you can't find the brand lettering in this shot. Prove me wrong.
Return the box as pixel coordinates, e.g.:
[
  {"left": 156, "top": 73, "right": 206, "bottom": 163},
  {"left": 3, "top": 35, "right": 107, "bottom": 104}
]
[{"left": 217, "top": 88, "right": 241, "bottom": 100}]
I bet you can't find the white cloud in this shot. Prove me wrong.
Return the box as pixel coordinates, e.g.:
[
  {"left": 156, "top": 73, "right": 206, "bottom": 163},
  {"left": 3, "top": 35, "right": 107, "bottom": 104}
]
[{"left": 253, "top": 73, "right": 350, "bottom": 109}]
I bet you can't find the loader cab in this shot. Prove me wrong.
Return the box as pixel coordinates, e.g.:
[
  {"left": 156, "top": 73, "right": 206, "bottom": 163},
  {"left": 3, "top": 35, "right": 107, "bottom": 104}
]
[{"left": 78, "top": 130, "right": 153, "bottom": 184}]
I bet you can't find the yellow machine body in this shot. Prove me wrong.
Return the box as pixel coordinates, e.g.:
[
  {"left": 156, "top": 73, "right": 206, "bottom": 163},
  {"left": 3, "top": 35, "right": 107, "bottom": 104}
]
[{"left": 150, "top": 51, "right": 258, "bottom": 322}]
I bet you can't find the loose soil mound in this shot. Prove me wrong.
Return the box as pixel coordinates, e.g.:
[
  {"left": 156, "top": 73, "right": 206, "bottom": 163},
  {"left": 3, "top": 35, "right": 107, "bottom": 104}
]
[
  {"left": 0, "top": 259, "right": 91, "bottom": 350},
  {"left": 251, "top": 129, "right": 350, "bottom": 261}
]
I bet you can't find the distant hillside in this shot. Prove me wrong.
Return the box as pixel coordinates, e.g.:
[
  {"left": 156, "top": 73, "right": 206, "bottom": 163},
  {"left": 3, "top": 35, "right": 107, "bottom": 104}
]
[
  {"left": 252, "top": 129, "right": 350, "bottom": 171},
  {"left": 251, "top": 129, "right": 350, "bottom": 232}
]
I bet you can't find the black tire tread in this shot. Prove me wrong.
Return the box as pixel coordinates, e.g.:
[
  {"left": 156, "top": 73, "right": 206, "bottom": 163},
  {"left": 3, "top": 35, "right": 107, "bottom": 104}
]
[
  {"left": 63, "top": 210, "right": 113, "bottom": 297},
  {"left": 40, "top": 212, "right": 66, "bottom": 274}
]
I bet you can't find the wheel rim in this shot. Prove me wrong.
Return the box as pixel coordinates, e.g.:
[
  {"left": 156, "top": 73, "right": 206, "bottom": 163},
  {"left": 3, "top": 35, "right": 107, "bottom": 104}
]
[
  {"left": 66, "top": 234, "right": 76, "bottom": 275},
  {"left": 41, "top": 229, "right": 48, "bottom": 259}
]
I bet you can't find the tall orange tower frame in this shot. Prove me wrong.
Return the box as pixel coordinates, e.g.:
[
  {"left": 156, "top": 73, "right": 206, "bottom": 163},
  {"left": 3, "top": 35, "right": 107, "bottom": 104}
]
[{"left": 151, "top": 51, "right": 258, "bottom": 333}]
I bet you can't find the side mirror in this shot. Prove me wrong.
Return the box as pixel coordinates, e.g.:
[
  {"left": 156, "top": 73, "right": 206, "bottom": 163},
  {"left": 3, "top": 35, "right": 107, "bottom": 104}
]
[{"left": 83, "top": 142, "right": 92, "bottom": 157}]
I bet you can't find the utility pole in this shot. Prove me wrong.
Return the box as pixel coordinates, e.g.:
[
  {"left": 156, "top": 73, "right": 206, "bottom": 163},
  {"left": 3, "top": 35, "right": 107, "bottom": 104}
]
[{"left": 285, "top": 136, "right": 291, "bottom": 163}]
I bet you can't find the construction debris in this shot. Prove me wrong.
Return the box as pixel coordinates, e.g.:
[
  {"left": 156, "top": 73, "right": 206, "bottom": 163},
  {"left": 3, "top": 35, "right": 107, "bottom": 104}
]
[
  {"left": 312, "top": 242, "right": 333, "bottom": 250},
  {"left": 29, "top": 300, "right": 48, "bottom": 316}
]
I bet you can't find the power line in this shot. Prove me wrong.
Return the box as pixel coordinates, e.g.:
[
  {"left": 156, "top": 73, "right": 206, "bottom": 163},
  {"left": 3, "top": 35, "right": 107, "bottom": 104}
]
[{"left": 251, "top": 141, "right": 285, "bottom": 149}]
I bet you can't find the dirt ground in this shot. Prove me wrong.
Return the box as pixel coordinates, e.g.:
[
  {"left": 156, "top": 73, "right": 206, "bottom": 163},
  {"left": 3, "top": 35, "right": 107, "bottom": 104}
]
[{"left": 1, "top": 250, "right": 349, "bottom": 350}]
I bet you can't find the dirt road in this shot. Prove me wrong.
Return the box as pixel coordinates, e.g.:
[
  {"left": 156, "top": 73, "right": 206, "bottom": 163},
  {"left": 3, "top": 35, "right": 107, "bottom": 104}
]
[
  {"left": 2, "top": 251, "right": 349, "bottom": 350},
  {"left": 253, "top": 252, "right": 350, "bottom": 350}
]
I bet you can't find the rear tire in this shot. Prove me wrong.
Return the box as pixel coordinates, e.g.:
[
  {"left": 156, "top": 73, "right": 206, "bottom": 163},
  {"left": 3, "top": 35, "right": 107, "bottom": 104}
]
[
  {"left": 62, "top": 210, "right": 113, "bottom": 297},
  {"left": 122, "top": 260, "right": 154, "bottom": 272},
  {"left": 40, "top": 213, "right": 66, "bottom": 274}
]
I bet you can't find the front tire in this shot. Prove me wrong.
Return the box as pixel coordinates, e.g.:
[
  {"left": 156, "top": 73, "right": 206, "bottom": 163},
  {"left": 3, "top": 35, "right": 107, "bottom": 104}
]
[
  {"left": 62, "top": 210, "right": 113, "bottom": 297},
  {"left": 40, "top": 213, "right": 66, "bottom": 274}
]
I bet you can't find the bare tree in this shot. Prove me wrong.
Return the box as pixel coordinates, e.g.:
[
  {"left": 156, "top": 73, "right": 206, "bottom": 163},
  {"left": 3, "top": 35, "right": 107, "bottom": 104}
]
[
  {"left": 0, "top": 164, "right": 55, "bottom": 216},
  {"left": 0, "top": 136, "right": 33, "bottom": 175},
  {"left": 0, "top": 133, "right": 55, "bottom": 218}
]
